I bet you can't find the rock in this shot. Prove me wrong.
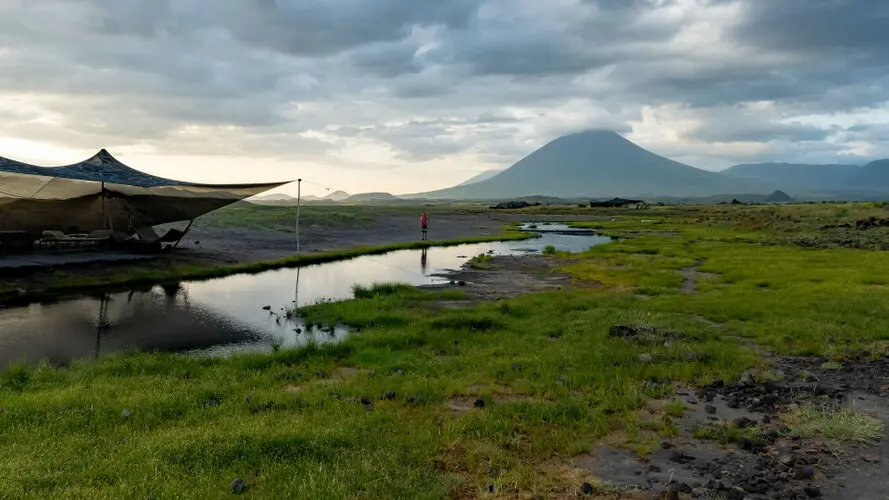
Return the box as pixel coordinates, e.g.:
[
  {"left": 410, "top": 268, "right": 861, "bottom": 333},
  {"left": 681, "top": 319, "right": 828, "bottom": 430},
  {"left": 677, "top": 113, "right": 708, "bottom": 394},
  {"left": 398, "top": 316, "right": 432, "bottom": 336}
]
[
  {"left": 669, "top": 450, "right": 695, "bottom": 464},
  {"left": 231, "top": 477, "right": 246, "bottom": 495},
  {"left": 725, "top": 486, "right": 746, "bottom": 500},
  {"left": 861, "top": 454, "right": 880, "bottom": 464},
  {"left": 580, "top": 482, "right": 594, "bottom": 495},
  {"left": 295, "top": 328, "right": 302, "bottom": 334},
  {"left": 457, "top": 281, "right": 466, "bottom": 286},
  {"left": 688, "top": 398, "right": 699, "bottom": 405},
  {"left": 262, "top": 305, "right": 271, "bottom": 310},
  {"left": 639, "top": 353, "right": 653, "bottom": 363},
  {"left": 511, "top": 363, "right": 523, "bottom": 371},
  {"left": 395, "top": 369, "right": 405, "bottom": 376},
  {"left": 803, "top": 485, "right": 821, "bottom": 497},
  {"left": 761, "top": 415, "right": 771, "bottom": 424},
  {"left": 740, "top": 371, "right": 756, "bottom": 385},
  {"left": 473, "top": 399, "right": 486, "bottom": 409},
  {"left": 793, "top": 465, "right": 815, "bottom": 480},
  {"left": 733, "top": 416, "right": 756, "bottom": 429},
  {"left": 122, "top": 408, "right": 132, "bottom": 419},
  {"left": 712, "top": 378, "right": 725, "bottom": 388},
  {"left": 664, "top": 483, "right": 680, "bottom": 500},
  {"left": 359, "top": 397, "right": 372, "bottom": 406},
  {"left": 383, "top": 390, "right": 396, "bottom": 400},
  {"left": 727, "top": 398, "right": 740, "bottom": 409},
  {"left": 705, "top": 404, "right": 717, "bottom": 414}
]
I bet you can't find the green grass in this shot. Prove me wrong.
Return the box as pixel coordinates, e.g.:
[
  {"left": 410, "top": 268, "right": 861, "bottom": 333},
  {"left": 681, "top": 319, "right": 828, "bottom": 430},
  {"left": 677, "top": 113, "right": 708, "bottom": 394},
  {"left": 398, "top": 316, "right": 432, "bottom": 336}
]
[
  {"left": 0, "top": 284, "right": 755, "bottom": 498},
  {"left": 466, "top": 253, "right": 493, "bottom": 269},
  {"left": 6, "top": 202, "right": 889, "bottom": 497},
  {"left": 781, "top": 403, "right": 884, "bottom": 444},
  {"left": 197, "top": 202, "right": 378, "bottom": 232}
]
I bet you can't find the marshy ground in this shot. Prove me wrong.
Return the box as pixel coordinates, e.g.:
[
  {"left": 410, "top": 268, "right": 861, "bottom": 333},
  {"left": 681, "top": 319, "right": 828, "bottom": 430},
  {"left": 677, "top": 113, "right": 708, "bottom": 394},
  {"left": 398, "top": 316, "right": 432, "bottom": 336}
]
[{"left": 2, "top": 202, "right": 889, "bottom": 499}]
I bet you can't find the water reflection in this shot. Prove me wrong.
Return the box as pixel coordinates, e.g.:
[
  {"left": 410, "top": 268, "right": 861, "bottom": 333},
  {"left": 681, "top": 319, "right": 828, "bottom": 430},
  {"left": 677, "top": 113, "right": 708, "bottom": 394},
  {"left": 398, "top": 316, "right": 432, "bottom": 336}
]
[{"left": 0, "top": 231, "right": 611, "bottom": 366}]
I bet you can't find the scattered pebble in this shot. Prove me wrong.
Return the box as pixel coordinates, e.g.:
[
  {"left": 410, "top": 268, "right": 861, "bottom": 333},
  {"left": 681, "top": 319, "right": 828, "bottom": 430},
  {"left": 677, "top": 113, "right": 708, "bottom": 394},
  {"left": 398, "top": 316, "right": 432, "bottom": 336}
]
[
  {"left": 473, "top": 399, "right": 486, "bottom": 409},
  {"left": 383, "top": 390, "right": 396, "bottom": 400},
  {"left": 579, "top": 482, "right": 593, "bottom": 495},
  {"left": 705, "top": 404, "right": 717, "bottom": 414},
  {"left": 122, "top": 408, "right": 132, "bottom": 419},
  {"left": 231, "top": 477, "right": 246, "bottom": 495},
  {"left": 638, "top": 353, "right": 653, "bottom": 363},
  {"left": 793, "top": 465, "right": 815, "bottom": 481},
  {"left": 262, "top": 305, "right": 271, "bottom": 311}
]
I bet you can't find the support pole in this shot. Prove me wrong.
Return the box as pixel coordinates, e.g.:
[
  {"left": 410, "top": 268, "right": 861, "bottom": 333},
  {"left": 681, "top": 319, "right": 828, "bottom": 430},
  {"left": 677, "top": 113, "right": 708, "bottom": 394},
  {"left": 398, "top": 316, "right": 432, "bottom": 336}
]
[
  {"left": 172, "top": 219, "right": 195, "bottom": 249},
  {"left": 296, "top": 178, "right": 302, "bottom": 252},
  {"left": 101, "top": 181, "right": 107, "bottom": 229}
]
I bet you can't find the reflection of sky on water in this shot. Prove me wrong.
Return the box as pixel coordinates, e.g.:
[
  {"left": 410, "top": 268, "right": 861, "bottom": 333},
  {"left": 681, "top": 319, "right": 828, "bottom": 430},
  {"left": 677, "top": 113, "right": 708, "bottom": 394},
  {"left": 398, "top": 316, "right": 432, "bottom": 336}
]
[{"left": 0, "top": 232, "right": 610, "bottom": 366}]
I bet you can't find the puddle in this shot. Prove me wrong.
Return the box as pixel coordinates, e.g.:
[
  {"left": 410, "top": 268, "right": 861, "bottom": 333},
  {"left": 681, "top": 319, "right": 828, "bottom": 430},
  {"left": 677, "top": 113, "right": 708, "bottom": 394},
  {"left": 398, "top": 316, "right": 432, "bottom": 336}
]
[{"left": 0, "top": 230, "right": 610, "bottom": 366}]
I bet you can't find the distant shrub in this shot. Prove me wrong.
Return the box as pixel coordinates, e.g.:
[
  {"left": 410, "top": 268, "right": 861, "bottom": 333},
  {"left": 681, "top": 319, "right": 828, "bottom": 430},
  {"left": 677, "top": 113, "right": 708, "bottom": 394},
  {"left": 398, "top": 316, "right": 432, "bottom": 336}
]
[{"left": 542, "top": 245, "right": 557, "bottom": 255}]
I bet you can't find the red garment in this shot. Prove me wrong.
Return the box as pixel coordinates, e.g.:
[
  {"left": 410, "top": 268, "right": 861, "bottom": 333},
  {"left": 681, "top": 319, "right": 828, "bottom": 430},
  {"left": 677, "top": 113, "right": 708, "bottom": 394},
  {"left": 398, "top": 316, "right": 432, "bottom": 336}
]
[{"left": 420, "top": 215, "right": 428, "bottom": 227}]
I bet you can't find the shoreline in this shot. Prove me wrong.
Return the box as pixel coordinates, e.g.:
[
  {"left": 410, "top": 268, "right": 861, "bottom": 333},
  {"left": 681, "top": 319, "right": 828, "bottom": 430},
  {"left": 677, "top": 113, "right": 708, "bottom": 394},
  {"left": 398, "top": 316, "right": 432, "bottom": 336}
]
[{"left": 0, "top": 229, "right": 537, "bottom": 304}]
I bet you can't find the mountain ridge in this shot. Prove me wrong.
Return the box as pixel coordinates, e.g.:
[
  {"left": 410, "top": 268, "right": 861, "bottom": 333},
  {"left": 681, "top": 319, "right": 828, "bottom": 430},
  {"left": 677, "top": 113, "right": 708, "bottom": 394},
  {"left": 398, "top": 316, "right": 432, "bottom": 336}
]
[{"left": 405, "top": 130, "right": 768, "bottom": 199}]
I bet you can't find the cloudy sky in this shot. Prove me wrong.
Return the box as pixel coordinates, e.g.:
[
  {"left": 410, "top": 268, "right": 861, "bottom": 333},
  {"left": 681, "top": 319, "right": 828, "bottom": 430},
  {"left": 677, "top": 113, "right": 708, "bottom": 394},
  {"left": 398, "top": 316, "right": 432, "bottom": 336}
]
[{"left": 1, "top": 0, "right": 887, "bottom": 196}]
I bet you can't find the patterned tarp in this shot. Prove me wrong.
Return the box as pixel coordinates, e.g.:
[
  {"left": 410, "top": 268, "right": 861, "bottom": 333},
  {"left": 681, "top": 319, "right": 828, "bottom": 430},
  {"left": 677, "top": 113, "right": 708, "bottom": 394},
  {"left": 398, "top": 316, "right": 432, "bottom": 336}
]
[{"left": 0, "top": 149, "right": 289, "bottom": 189}]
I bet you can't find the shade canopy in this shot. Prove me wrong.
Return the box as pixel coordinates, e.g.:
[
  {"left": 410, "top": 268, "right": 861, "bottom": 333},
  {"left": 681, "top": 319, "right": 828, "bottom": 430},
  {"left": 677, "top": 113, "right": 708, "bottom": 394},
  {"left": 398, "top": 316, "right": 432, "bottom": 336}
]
[{"left": 0, "top": 149, "right": 293, "bottom": 234}]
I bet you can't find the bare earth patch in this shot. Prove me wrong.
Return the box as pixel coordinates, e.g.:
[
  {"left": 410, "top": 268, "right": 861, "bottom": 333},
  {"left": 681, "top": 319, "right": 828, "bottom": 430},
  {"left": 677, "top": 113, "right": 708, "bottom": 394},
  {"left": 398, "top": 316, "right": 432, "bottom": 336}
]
[
  {"left": 575, "top": 356, "right": 889, "bottom": 499},
  {"left": 425, "top": 254, "right": 595, "bottom": 305},
  {"left": 679, "top": 265, "right": 719, "bottom": 293}
]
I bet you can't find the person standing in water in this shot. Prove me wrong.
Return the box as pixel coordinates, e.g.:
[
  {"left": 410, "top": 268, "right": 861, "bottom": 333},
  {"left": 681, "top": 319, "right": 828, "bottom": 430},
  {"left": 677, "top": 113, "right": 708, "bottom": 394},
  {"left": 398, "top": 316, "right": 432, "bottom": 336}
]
[{"left": 420, "top": 212, "right": 428, "bottom": 240}]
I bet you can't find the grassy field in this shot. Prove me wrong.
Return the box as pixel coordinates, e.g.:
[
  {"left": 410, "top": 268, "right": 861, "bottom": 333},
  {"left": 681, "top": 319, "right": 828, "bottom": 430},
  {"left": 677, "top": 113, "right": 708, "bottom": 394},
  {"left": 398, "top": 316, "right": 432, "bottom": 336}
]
[
  {"left": 2, "top": 202, "right": 889, "bottom": 498},
  {"left": 197, "top": 202, "right": 490, "bottom": 232}
]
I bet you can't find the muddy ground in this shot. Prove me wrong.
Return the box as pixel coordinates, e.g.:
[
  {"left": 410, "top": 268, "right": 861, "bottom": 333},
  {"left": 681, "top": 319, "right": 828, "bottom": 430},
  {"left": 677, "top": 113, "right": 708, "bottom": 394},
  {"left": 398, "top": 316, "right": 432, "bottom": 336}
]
[{"left": 180, "top": 213, "right": 603, "bottom": 264}]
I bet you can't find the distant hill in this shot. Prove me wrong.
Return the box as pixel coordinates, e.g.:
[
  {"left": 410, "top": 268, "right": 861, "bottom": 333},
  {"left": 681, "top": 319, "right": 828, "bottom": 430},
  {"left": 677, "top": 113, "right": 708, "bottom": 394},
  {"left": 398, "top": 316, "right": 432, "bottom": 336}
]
[
  {"left": 321, "top": 190, "right": 350, "bottom": 201},
  {"left": 719, "top": 160, "right": 889, "bottom": 199},
  {"left": 344, "top": 192, "right": 401, "bottom": 202},
  {"left": 456, "top": 169, "right": 503, "bottom": 186},
  {"left": 853, "top": 160, "right": 889, "bottom": 186},
  {"left": 404, "top": 130, "right": 767, "bottom": 200},
  {"left": 764, "top": 190, "right": 794, "bottom": 203},
  {"left": 720, "top": 163, "right": 859, "bottom": 192}
]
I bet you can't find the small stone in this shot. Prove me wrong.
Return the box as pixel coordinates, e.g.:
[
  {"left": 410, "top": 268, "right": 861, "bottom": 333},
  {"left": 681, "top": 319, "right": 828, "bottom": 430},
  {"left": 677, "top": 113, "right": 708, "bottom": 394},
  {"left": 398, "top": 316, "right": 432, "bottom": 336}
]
[
  {"left": 580, "top": 482, "right": 594, "bottom": 495},
  {"left": 262, "top": 305, "right": 271, "bottom": 310},
  {"left": 473, "top": 399, "right": 486, "bottom": 408},
  {"left": 803, "top": 485, "right": 822, "bottom": 498},
  {"left": 383, "top": 390, "right": 396, "bottom": 400},
  {"left": 705, "top": 404, "right": 717, "bottom": 414},
  {"left": 122, "top": 408, "right": 132, "bottom": 418},
  {"left": 725, "top": 486, "right": 746, "bottom": 500},
  {"left": 712, "top": 379, "right": 725, "bottom": 388},
  {"left": 793, "top": 465, "right": 815, "bottom": 480},
  {"left": 727, "top": 398, "right": 740, "bottom": 409},
  {"left": 457, "top": 280, "right": 466, "bottom": 286},
  {"left": 359, "top": 397, "right": 372, "bottom": 406},
  {"left": 761, "top": 415, "right": 771, "bottom": 424},
  {"left": 511, "top": 363, "right": 523, "bottom": 371},
  {"left": 639, "top": 353, "right": 653, "bottom": 363},
  {"left": 687, "top": 398, "right": 699, "bottom": 405},
  {"left": 231, "top": 477, "right": 246, "bottom": 495},
  {"left": 395, "top": 369, "right": 405, "bottom": 376},
  {"left": 295, "top": 328, "right": 302, "bottom": 334},
  {"left": 861, "top": 455, "right": 880, "bottom": 464}
]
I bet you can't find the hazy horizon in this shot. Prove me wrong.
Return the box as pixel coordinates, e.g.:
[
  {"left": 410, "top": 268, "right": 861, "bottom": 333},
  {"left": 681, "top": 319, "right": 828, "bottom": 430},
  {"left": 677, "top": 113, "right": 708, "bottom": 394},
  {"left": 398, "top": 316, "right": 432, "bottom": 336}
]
[{"left": 2, "top": 1, "right": 887, "bottom": 197}]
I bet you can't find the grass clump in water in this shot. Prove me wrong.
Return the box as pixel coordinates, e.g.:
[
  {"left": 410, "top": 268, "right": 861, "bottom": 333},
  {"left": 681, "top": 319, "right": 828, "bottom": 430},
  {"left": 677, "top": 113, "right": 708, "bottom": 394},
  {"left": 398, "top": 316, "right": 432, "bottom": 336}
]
[
  {"left": 466, "top": 253, "right": 493, "bottom": 269},
  {"left": 781, "top": 403, "right": 884, "bottom": 444},
  {"left": 352, "top": 282, "right": 413, "bottom": 299}
]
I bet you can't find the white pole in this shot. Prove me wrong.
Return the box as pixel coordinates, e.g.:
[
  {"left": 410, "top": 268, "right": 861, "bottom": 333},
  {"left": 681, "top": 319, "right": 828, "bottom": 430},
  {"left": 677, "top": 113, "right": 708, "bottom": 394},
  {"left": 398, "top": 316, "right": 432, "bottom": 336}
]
[{"left": 296, "top": 178, "right": 301, "bottom": 252}]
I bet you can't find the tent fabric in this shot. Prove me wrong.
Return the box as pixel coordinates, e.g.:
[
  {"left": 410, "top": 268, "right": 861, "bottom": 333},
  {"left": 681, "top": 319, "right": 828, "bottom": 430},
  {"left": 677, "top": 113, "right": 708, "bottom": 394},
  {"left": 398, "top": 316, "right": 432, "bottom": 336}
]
[{"left": 0, "top": 150, "right": 292, "bottom": 235}]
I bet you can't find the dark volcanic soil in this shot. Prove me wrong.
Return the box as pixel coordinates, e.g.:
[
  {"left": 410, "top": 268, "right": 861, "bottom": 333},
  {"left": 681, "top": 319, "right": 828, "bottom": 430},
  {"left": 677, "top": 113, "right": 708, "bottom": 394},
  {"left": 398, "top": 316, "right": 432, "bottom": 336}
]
[{"left": 580, "top": 351, "right": 889, "bottom": 500}]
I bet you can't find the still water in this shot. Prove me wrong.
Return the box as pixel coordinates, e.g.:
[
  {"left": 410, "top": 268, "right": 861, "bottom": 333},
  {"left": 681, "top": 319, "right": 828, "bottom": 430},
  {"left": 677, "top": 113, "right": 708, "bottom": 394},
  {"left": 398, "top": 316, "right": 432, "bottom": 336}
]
[{"left": 0, "top": 227, "right": 609, "bottom": 366}]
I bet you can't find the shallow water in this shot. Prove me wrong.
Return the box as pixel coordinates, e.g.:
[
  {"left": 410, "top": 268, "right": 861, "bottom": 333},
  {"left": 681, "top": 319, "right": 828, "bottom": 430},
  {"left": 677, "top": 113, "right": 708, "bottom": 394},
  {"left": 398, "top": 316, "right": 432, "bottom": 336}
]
[{"left": 0, "top": 231, "right": 610, "bottom": 366}]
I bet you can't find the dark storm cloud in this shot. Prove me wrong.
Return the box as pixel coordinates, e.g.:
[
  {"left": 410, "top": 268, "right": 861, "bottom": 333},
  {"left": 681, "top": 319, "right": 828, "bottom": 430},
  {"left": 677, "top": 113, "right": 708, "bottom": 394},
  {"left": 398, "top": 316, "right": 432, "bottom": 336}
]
[{"left": 0, "top": 0, "right": 887, "bottom": 169}]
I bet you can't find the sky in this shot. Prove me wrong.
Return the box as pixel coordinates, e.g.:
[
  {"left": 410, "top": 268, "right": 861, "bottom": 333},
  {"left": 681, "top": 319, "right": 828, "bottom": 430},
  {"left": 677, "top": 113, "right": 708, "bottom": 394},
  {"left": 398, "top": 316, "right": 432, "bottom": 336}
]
[{"left": 1, "top": 0, "right": 888, "bottom": 197}]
